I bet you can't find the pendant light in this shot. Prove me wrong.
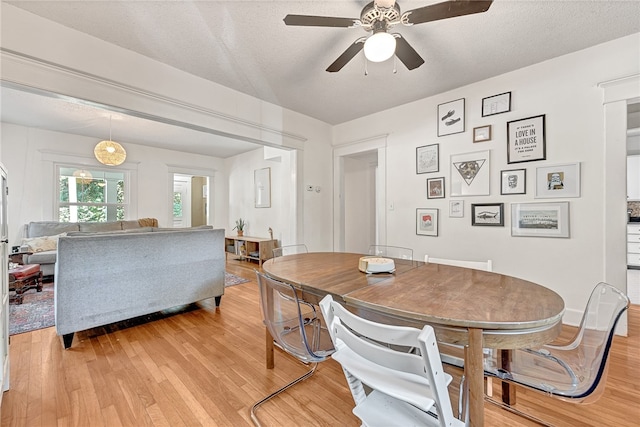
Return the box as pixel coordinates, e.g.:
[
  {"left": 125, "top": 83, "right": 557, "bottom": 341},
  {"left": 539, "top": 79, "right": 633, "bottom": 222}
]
[{"left": 94, "top": 116, "right": 126, "bottom": 166}]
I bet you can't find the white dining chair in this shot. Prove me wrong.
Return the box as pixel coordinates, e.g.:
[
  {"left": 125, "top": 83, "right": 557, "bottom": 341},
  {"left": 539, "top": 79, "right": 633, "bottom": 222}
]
[{"left": 320, "top": 294, "right": 464, "bottom": 427}]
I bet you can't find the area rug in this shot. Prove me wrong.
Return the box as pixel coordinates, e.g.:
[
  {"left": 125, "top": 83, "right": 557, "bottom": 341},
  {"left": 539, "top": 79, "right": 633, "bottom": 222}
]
[{"left": 8, "top": 272, "right": 250, "bottom": 336}]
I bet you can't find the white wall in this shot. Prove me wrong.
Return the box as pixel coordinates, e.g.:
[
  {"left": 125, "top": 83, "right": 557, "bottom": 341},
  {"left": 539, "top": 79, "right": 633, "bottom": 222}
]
[
  {"left": 333, "top": 33, "right": 640, "bottom": 326},
  {"left": 344, "top": 156, "right": 376, "bottom": 253}
]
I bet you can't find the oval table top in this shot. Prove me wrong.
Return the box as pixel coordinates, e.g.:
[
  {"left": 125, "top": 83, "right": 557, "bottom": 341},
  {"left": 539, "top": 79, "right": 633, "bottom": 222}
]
[{"left": 263, "top": 251, "right": 565, "bottom": 332}]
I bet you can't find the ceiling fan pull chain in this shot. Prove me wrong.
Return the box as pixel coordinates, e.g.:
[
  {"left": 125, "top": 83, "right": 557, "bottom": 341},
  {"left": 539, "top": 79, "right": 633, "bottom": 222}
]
[
  {"left": 364, "top": 57, "right": 369, "bottom": 76},
  {"left": 393, "top": 55, "right": 397, "bottom": 74}
]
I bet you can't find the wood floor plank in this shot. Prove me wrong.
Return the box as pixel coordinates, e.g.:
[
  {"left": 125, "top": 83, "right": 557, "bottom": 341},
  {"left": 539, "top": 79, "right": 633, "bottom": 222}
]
[{"left": 1, "top": 258, "right": 639, "bottom": 426}]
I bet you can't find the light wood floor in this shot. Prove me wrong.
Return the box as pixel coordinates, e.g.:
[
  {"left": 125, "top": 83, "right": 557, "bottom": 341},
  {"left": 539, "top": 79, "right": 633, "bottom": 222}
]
[{"left": 1, "top": 258, "right": 639, "bottom": 426}]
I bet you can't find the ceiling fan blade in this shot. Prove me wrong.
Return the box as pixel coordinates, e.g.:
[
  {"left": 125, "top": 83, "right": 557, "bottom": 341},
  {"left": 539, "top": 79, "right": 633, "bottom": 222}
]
[
  {"left": 404, "top": 0, "right": 493, "bottom": 25},
  {"left": 284, "top": 14, "right": 358, "bottom": 28},
  {"left": 326, "top": 40, "right": 365, "bottom": 73},
  {"left": 395, "top": 36, "right": 425, "bottom": 70}
]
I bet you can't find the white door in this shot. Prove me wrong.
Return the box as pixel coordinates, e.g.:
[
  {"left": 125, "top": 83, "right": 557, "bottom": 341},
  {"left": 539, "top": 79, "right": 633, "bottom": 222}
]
[
  {"left": 173, "top": 175, "right": 192, "bottom": 228},
  {"left": 0, "top": 163, "right": 10, "bottom": 396}
]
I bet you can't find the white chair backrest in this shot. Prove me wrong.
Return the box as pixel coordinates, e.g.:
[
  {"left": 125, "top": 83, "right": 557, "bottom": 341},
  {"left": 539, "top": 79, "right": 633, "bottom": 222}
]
[
  {"left": 425, "top": 255, "right": 493, "bottom": 272},
  {"left": 320, "top": 295, "right": 463, "bottom": 427}
]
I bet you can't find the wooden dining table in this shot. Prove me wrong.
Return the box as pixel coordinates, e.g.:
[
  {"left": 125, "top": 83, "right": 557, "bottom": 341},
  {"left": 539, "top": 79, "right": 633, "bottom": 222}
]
[{"left": 262, "top": 252, "right": 565, "bottom": 427}]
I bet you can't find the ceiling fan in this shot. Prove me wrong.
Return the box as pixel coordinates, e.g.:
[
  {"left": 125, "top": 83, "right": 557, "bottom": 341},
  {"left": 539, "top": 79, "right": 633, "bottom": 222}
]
[{"left": 284, "top": 0, "right": 493, "bottom": 72}]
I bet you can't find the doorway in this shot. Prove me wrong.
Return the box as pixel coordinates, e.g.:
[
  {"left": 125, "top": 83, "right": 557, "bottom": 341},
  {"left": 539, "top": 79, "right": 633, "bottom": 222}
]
[
  {"left": 627, "top": 101, "right": 640, "bottom": 304},
  {"left": 173, "top": 174, "right": 208, "bottom": 228}
]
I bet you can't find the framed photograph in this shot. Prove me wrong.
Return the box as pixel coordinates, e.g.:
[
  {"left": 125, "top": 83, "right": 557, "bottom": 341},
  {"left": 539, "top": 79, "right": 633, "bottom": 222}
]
[
  {"left": 416, "top": 208, "right": 439, "bottom": 236},
  {"left": 437, "top": 98, "right": 465, "bottom": 137},
  {"left": 471, "top": 203, "right": 504, "bottom": 226},
  {"left": 482, "top": 92, "right": 511, "bottom": 117},
  {"left": 511, "top": 202, "right": 570, "bottom": 238},
  {"left": 501, "top": 169, "right": 526, "bottom": 195},
  {"left": 535, "top": 162, "right": 581, "bottom": 198},
  {"left": 449, "top": 200, "right": 464, "bottom": 218},
  {"left": 416, "top": 144, "right": 439, "bottom": 174},
  {"left": 254, "top": 167, "right": 271, "bottom": 208},
  {"left": 507, "top": 114, "right": 546, "bottom": 164},
  {"left": 427, "top": 177, "right": 445, "bottom": 199},
  {"left": 473, "top": 125, "right": 492, "bottom": 142},
  {"left": 450, "top": 150, "right": 490, "bottom": 196}
]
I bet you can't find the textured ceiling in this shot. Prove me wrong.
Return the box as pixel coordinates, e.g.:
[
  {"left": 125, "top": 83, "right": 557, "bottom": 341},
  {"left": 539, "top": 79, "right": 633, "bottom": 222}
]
[{"left": 1, "top": 0, "right": 640, "bottom": 157}]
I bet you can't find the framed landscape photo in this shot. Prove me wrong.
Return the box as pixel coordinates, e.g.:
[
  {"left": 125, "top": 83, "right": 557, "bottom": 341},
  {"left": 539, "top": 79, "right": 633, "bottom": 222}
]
[
  {"left": 471, "top": 203, "right": 504, "bottom": 226},
  {"left": 427, "top": 177, "right": 445, "bottom": 199},
  {"left": 511, "top": 202, "right": 570, "bottom": 238},
  {"left": 416, "top": 208, "right": 439, "bottom": 236},
  {"left": 507, "top": 114, "right": 546, "bottom": 164},
  {"left": 437, "top": 98, "right": 465, "bottom": 137},
  {"left": 473, "top": 125, "right": 492, "bottom": 143},
  {"left": 449, "top": 200, "right": 464, "bottom": 218},
  {"left": 535, "top": 162, "right": 581, "bottom": 199},
  {"left": 482, "top": 92, "right": 511, "bottom": 117},
  {"left": 450, "top": 150, "right": 490, "bottom": 196},
  {"left": 501, "top": 169, "right": 526, "bottom": 195},
  {"left": 416, "top": 144, "right": 439, "bottom": 174}
]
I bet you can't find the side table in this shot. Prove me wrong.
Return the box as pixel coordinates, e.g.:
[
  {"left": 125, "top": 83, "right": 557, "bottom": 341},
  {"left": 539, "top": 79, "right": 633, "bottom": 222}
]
[{"left": 9, "top": 264, "right": 43, "bottom": 304}]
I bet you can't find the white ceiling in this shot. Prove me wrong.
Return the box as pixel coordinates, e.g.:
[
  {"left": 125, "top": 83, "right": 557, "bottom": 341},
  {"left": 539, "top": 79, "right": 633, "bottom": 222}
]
[{"left": 1, "top": 0, "right": 639, "bottom": 158}]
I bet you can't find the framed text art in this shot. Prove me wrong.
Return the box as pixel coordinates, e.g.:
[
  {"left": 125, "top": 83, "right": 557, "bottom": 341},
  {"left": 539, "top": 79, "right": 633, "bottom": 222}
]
[
  {"left": 507, "top": 114, "right": 546, "bottom": 164},
  {"left": 471, "top": 203, "right": 504, "bottom": 226},
  {"left": 427, "top": 177, "right": 445, "bottom": 199},
  {"left": 534, "top": 162, "right": 581, "bottom": 199},
  {"left": 473, "top": 125, "right": 492, "bottom": 143},
  {"left": 416, "top": 208, "right": 438, "bottom": 237},
  {"left": 416, "top": 144, "right": 439, "bottom": 174},
  {"left": 254, "top": 167, "right": 271, "bottom": 208},
  {"left": 450, "top": 150, "right": 490, "bottom": 196},
  {"left": 511, "top": 202, "right": 570, "bottom": 238},
  {"left": 449, "top": 200, "right": 464, "bottom": 218},
  {"left": 437, "top": 98, "right": 465, "bottom": 137},
  {"left": 482, "top": 92, "right": 511, "bottom": 117},
  {"left": 501, "top": 169, "right": 526, "bottom": 195}
]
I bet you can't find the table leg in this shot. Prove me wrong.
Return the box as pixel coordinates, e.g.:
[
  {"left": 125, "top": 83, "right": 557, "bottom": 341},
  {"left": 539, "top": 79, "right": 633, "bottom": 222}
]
[
  {"left": 500, "top": 349, "right": 516, "bottom": 405},
  {"left": 265, "top": 327, "right": 274, "bottom": 369},
  {"left": 466, "top": 328, "right": 484, "bottom": 427}
]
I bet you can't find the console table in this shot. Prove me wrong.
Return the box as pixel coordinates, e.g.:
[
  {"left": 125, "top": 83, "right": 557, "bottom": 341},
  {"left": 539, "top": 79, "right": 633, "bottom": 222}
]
[{"left": 224, "top": 235, "right": 277, "bottom": 266}]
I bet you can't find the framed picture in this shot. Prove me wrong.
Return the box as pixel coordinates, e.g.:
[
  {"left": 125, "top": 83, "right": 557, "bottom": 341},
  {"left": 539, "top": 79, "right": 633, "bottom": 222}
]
[
  {"left": 449, "top": 200, "right": 464, "bottom": 218},
  {"left": 254, "top": 167, "right": 271, "bottom": 208},
  {"left": 534, "top": 162, "right": 581, "bottom": 199},
  {"left": 511, "top": 202, "right": 570, "bottom": 238},
  {"left": 473, "top": 125, "right": 492, "bottom": 142},
  {"left": 416, "top": 144, "right": 439, "bottom": 174},
  {"left": 507, "top": 114, "right": 546, "bottom": 164},
  {"left": 501, "top": 169, "right": 526, "bottom": 195},
  {"left": 450, "top": 150, "right": 490, "bottom": 196},
  {"left": 471, "top": 203, "right": 504, "bottom": 226},
  {"left": 437, "top": 98, "right": 465, "bottom": 137},
  {"left": 427, "top": 177, "right": 445, "bottom": 199},
  {"left": 482, "top": 92, "right": 511, "bottom": 117},
  {"left": 416, "top": 208, "right": 439, "bottom": 236}
]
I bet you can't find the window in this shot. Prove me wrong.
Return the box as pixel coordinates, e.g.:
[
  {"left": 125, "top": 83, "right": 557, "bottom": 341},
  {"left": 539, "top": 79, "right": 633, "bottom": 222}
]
[{"left": 57, "top": 166, "right": 127, "bottom": 222}]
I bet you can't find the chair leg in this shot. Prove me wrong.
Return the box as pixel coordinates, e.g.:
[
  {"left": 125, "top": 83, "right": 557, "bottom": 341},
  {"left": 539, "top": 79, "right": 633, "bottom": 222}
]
[
  {"left": 484, "top": 395, "right": 553, "bottom": 427},
  {"left": 250, "top": 363, "right": 318, "bottom": 427}
]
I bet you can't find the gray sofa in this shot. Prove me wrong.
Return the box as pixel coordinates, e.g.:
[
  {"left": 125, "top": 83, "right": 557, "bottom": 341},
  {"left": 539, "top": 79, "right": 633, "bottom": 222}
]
[
  {"left": 55, "top": 227, "right": 225, "bottom": 348},
  {"left": 20, "top": 219, "right": 158, "bottom": 277}
]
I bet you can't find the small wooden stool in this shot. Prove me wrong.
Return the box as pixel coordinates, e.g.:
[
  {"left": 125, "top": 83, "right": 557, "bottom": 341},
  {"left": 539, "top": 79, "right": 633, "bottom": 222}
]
[{"left": 9, "top": 264, "right": 43, "bottom": 304}]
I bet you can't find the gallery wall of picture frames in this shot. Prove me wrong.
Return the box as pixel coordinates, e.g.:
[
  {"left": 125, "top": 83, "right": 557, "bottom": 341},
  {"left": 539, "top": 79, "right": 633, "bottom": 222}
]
[{"left": 412, "top": 90, "right": 577, "bottom": 239}]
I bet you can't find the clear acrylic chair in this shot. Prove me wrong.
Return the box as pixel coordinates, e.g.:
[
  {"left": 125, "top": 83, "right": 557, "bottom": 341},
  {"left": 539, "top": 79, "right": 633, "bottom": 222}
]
[
  {"left": 424, "top": 255, "right": 492, "bottom": 272},
  {"left": 272, "top": 244, "right": 308, "bottom": 258},
  {"left": 320, "top": 294, "right": 464, "bottom": 427},
  {"left": 483, "top": 282, "right": 629, "bottom": 423},
  {"left": 251, "top": 271, "right": 334, "bottom": 426},
  {"left": 368, "top": 245, "right": 413, "bottom": 261}
]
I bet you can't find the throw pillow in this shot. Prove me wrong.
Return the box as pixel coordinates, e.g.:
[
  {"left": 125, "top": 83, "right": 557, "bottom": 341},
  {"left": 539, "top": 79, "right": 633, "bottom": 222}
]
[{"left": 22, "top": 232, "right": 67, "bottom": 252}]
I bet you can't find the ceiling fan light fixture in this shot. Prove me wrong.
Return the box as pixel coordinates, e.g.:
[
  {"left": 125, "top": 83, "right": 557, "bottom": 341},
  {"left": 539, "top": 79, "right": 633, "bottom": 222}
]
[
  {"left": 364, "top": 31, "right": 396, "bottom": 63},
  {"left": 94, "top": 140, "right": 126, "bottom": 166}
]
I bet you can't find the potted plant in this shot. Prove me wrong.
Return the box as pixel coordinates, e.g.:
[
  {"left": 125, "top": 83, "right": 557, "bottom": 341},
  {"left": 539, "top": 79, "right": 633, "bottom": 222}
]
[{"left": 233, "top": 218, "right": 245, "bottom": 236}]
